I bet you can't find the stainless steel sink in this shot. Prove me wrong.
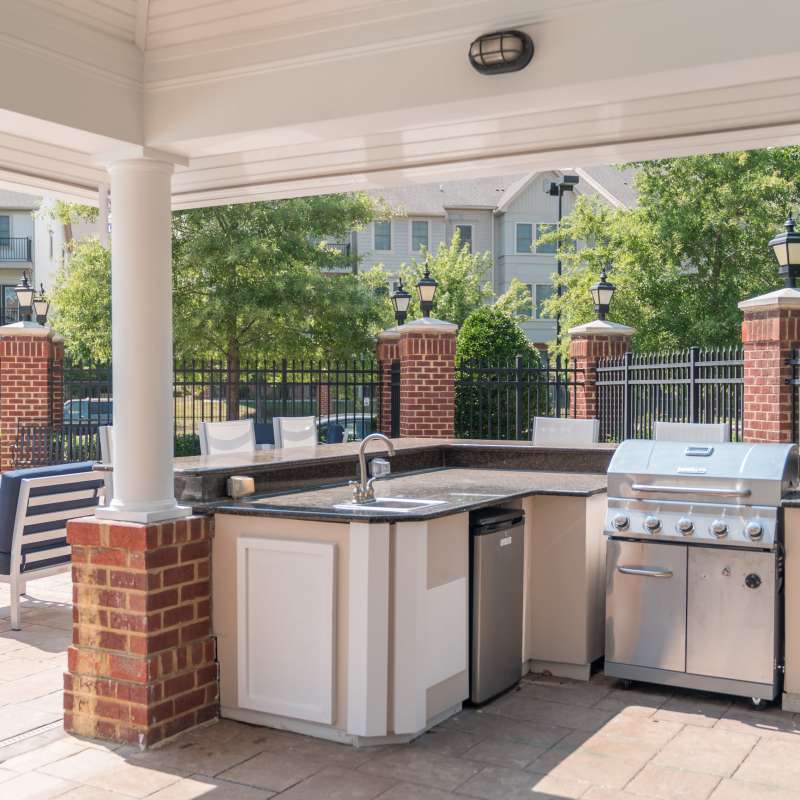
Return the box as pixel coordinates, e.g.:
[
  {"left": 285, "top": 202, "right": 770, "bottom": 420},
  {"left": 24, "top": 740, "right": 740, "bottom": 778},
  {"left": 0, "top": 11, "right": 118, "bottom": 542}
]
[{"left": 333, "top": 497, "right": 447, "bottom": 513}]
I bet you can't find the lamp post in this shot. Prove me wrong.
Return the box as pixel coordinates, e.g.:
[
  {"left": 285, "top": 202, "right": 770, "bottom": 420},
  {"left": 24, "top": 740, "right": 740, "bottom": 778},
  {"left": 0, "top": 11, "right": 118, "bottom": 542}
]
[
  {"left": 547, "top": 175, "right": 579, "bottom": 344},
  {"left": 390, "top": 278, "right": 412, "bottom": 326},
  {"left": 416, "top": 265, "right": 438, "bottom": 319},
  {"left": 14, "top": 271, "right": 35, "bottom": 323},
  {"left": 33, "top": 284, "right": 50, "bottom": 325},
  {"left": 589, "top": 267, "right": 615, "bottom": 320},
  {"left": 769, "top": 213, "right": 800, "bottom": 288}
]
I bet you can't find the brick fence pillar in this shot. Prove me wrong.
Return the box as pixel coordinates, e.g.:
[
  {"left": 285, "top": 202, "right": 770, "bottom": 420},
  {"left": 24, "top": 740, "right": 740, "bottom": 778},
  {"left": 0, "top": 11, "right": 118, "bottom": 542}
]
[
  {"left": 64, "top": 515, "right": 217, "bottom": 747},
  {"left": 568, "top": 320, "right": 635, "bottom": 420},
  {"left": 317, "top": 383, "right": 331, "bottom": 417},
  {"left": 739, "top": 288, "right": 800, "bottom": 443},
  {"left": 376, "top": 330, "right": 400, "bottom": 437},
  {"left": 0, "top": 323, "right": 63, "bottom": 471},
  {"left": 397, "top": 318, "right": 458, "bottom": 438}
]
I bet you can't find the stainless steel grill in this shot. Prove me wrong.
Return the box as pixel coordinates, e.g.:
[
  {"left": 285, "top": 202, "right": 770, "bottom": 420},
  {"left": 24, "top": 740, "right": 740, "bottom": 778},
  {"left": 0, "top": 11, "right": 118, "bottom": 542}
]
[{"left": 604, "top": 440, "right": 798, "bottom": 704}]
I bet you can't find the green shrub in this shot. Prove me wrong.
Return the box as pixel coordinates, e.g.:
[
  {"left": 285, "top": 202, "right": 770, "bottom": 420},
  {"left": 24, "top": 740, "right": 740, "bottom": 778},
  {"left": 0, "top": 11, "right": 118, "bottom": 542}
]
[
  {"left": 456, "top": 306, "right": 532, "bottom": 362},
  {"left": 174, "top": 434, "right": 201, "bottom": 457}
]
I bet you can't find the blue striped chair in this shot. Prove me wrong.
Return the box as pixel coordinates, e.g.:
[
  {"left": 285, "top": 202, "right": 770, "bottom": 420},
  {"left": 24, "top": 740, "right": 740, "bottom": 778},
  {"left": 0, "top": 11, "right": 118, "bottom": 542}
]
[{"left": 0, "top": 462, "right": 105, "bottom": 630}]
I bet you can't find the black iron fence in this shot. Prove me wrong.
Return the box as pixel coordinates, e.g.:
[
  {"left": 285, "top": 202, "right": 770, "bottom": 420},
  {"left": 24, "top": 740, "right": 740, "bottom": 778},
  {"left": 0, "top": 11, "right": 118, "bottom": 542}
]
[
  {"left": 455, "top": 355, "right": 584, "bottom": 440},
  {"left": 16, "top": 357, "right": 382, "bottom": 466},
  {"left": 0, "top": 237, "right": 32, "bottom": 262},
  {"left": 596, "top": 346, "right": 744, "bottom": 442}
]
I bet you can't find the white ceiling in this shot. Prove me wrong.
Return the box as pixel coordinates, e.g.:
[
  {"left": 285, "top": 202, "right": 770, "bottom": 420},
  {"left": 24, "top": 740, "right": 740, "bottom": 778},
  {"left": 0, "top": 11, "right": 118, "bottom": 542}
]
[{"left": 3, "top": 0, "right": 800, "bottom": 207}]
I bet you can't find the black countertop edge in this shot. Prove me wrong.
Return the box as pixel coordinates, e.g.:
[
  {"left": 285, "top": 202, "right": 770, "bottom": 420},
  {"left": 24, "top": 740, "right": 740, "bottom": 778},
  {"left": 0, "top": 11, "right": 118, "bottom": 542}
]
[
  {"left": 782, "top": 493, "right": 800, "bottom": 507},
  {"left": 212, "top": 468, "right": 607, "bottom": 523}
]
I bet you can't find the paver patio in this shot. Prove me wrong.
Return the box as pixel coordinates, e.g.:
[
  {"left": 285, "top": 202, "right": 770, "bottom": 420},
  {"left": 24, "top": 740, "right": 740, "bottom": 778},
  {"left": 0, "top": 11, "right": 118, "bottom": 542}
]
[{"left": 2, "top": 575, "right": 800, "bottom": 799}]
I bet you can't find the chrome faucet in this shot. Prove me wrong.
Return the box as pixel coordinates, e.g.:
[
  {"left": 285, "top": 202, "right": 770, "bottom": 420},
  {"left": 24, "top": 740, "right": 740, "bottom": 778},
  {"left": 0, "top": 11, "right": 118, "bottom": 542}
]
[{"left": 350, "top": 433, "right": 395, "bottom": 503}]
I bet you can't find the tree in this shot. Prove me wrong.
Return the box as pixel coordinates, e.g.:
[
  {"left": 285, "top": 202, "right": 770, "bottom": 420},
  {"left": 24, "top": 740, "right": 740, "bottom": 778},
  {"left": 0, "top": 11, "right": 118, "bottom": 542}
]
[
  {"left": 543, "top": 149, "right": 800, "bottom": 353},
  {"left": 51, "top": 237, "right": 111, "bottom": 362},
  {"left": 456, "top": 306, "right": 532, "bottom": 362}
]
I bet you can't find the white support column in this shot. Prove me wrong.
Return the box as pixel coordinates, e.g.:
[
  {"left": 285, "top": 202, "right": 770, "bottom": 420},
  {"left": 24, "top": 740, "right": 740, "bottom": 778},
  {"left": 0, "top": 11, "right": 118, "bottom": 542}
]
[
  {"left": 98, "top": 183, "right": 110, "bottom": 247},
  {"left": 96, "top": 158, "right": 189, "bottom": 523}
]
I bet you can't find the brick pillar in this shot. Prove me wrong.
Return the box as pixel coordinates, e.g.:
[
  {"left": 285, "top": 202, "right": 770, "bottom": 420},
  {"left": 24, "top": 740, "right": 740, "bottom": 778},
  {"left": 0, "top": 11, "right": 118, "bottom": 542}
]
[
  {"left": 65, "top": 515, "right": 217, "bottom": 747},
  {"left": 0, "top": 323, "right": 63, "bottom": 471},
  {"left": 376, "top": 330, "right": 400, "bottom": 437},
  {"left": 739, "top": 288, "right": 800, "bottom": 443},
  {"left": 317, "top": 383, "right": 331, "bottom": 417},
  {"left": 568, "top": 320, "right": 635, "bottom": 420},
  {"left": 397, "top": 318, "right": 457, "bottom": 438}
]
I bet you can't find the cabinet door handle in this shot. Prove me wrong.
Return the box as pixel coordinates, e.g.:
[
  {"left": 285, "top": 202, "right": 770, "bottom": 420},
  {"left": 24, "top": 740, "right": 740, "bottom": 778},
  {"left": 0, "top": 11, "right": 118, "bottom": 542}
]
[{"left": 617, "top": 565, "right": 673, "bottom": 578}]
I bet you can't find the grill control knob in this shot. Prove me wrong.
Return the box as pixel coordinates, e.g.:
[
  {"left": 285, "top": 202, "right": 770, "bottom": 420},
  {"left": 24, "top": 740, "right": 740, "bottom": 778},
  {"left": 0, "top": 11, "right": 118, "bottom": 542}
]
[
  {"left": 612, "top": 514, "right": 629, "bottom": 531},
  {"left": 711, "top": 520, "right": 729, "bottom": 538},
  {"left": 676, "top": 518, "right": 694, "bottom": 535},
  {"left": 745, "top": 521, "right": 764, "bottom": 541},
  {"left": 643, "top": 515, "right": 662, "bottom": 533}
]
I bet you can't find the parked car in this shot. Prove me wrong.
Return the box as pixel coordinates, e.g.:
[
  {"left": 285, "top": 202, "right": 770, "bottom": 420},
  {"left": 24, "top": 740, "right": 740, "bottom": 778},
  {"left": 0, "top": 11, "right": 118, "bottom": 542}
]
[
  {"left": 63, "top": 398, "right": 113, "bottom": 426},
  {"left": 317, "top": 415, "right": 375, "bottom": 443}
]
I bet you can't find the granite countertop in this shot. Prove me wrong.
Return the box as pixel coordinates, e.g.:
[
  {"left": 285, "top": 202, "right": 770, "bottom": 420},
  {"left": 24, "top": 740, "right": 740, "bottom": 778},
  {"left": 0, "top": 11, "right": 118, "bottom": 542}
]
[
  {"left": 215, "top": 466, "right": 608, "bottom": 522},
  {"left": 170, "top": 438, "right": 616, "bottom": 476}
]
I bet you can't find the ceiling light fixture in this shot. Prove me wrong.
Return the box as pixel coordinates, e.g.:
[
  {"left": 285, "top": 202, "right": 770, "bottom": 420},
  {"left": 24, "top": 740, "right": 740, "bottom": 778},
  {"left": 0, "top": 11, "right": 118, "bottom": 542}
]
[{"left": 469, "top": 30, "right": 534, "bottom": 75}]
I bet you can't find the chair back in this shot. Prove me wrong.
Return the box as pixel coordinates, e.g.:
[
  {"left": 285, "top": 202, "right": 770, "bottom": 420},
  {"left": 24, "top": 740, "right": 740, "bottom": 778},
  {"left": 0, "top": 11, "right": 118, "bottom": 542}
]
[
  {"left": 98, "top": 425, "right": 114, "bottom": 464},
  {"left": 0, "top": 463, "right": 104, "bottom": 578},
  {"left": 532, "top": 417, "right": 600, "bottom": 447},
  {"left": 199, "top": 419, "right": 256, "bottom": 456},
  {"left": 273, "top": 416, "right": 318, "bottom": 449},
  {"left": 652, "top": 421, "right": 730, "bottom": 442}
]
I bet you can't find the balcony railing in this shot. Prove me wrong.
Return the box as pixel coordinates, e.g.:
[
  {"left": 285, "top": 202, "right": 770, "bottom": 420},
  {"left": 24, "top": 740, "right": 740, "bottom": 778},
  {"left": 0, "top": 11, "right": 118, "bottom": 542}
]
[{"left": 0, "top": 237, "right": 32, "bottom": 262}]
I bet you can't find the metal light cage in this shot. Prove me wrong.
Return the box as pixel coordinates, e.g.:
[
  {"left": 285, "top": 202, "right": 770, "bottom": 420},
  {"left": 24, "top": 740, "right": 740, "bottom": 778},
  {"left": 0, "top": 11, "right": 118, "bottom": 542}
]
[{"left": 468, "top": 30, "right": 534, "bottom": 75}]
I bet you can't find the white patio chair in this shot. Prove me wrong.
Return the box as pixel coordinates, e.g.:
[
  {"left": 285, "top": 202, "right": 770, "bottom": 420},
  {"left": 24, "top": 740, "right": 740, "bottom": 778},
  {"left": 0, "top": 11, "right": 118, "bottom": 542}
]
[
  {"left": 531, "top": 417, "right": 600, "bottom": 447},
  {"left": 199, "top": 419, "right": 256, "bottom": 455},
  {"left": 273, "top": 416, "right": 318, "bottom": 449},
  {"left": 98, "top": 425, "right": 114, "bottom": 501},
  {"left": 653, "top": 421, "right": 730, "bottom": 442}
]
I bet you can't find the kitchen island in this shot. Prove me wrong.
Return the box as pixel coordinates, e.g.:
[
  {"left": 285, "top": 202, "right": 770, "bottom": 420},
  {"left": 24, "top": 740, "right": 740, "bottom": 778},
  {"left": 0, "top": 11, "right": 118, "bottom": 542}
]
[{"left": 210, "top": 455, "right": 609, "bottom": 746}]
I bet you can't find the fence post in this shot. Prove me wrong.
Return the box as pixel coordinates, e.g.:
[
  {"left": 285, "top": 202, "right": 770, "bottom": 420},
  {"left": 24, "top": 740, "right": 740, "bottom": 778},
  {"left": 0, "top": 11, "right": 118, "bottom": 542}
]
[
  {"left": 515, "top": 355, "right": 524, "bottom": 438},
  {"left": 568, "top": 320, "right": 635, "bottom": 425},
  {"left": 688, "top": 345, "right": 700, "bottom": 424},
  {"left": 623, "top": 351, "right": 633, "bottom": 440},
  {"left": 0, "top": 324, "right": 63, "bottom": 471}
]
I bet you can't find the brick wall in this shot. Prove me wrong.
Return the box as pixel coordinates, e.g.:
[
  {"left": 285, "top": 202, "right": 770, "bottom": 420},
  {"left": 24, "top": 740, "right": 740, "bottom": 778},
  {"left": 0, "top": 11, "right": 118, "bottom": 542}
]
[
  {"left": 398, "top": 324, "right": 456, "bottom": 438},
  {"left": 740, "top": 305, "right": 800, "bottom": 442},
  {"left": 0, "top": 328, "right": 63, "bottom": 470},
  {"left": 65, "top": 515, "right": 217, "bottom": 747}
]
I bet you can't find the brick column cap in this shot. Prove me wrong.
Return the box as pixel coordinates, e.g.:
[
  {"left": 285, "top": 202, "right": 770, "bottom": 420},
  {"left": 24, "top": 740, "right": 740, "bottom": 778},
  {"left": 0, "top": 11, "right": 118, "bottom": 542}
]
[
  {"left": 377, "top": 329, "right": 401, "bottom": 343},
  {"left": 568, "top": 319, "right": 635, "bottom": 337},
  {"left": 739, "top": 287, "right": 800, "bottom": 312},
  {"left": 0, "top": 321, "right": 54, "bottom": 339},
  {"left": 398, "top": 317, "right": 458, "bottom": 334}
]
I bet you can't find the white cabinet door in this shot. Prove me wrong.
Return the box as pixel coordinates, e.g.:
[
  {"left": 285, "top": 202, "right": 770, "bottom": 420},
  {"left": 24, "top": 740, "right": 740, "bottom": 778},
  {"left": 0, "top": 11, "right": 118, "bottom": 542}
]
[{"left": 237, "top": 537, "right": 336, "bottom": 724}]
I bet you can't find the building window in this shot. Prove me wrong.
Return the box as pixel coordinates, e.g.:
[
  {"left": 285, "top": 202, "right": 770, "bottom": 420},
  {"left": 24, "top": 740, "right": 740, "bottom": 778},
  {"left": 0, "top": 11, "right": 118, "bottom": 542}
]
[
  {"left": 2, "top": 286, "right": 19, "bottom": 324},
  {"left": 411, "top": 220, "right": 429, "bottom": 251},
  {"left": 521, "top": 284, "right": 534, "bottom": 317},
  {"left": 455, "top": 224, "right": 472, "bottom": 252},
  {"left": 534, "top": 284, "right": 555, "bottom": 318},
  {"left": 0, "top": 216, "right": 9, "bottom": 245},
  {"left": 535, "top": 223, "right": 558, "bottom": 254},
  {"left": 516, "top": 223, "right": 533, "bottom": 254},
  {"left": 374, "top": 220, "right": 392, "bottom": 251}
]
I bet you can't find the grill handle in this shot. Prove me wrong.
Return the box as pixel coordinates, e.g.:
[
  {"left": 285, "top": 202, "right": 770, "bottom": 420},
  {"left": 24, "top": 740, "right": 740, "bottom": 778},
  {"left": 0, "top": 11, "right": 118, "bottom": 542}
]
[
  {"left": 630, "top": 483, "right": 751, "bottom": 498},
  {"left": 617, "top": 565, "right": 673, "bottom": 578}
]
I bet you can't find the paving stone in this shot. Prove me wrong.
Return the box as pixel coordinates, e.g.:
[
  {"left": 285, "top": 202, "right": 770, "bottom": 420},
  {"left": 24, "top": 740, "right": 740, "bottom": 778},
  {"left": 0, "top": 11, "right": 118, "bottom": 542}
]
[
  {"left": 442, "top": 709, "right": 571, "bottom": 748},
  {"left": 147, "top": 774, "right": 275, "bottom": 799},
  {"left": 715, "top": 705, "right": 800, "bottom": 740},
  {"left": 594, "top": 687, "right": 672, "bottom": 716},
  {"left": 626, "top": 764, "right": 722, "bottom": 800},
  {"left": 1, "top": 738, "right": 95, "bottom": 772},
  {"left": 485, "top": 695, "right": 615, "bottom": 732},
  {"left": 218, "top": 751, "right": 325, "bottom": 793},
  {"left": 654, "top": 694, "right": 732, "bottom": 729},
  {"left": 58, "top": 788, "right": 138, "bottom": 800},
  {"left": 275, "top": 765, "right": 394, "bottom": 799},
  {"left": 0, "top": 770, "right": 77, "bottom": 799},
  {"left": 653, "top": 726, "right": 758, "bottom": 778},
  {"left": 535, "top": 748, "right": 643, "bottom": 789},
  {"left": 410, "top": 728, "right": 484, "bottom": 757},
  {"left": 461, "top": 736, "right": 546, "bottom": 769},
  {"left": 359, "top": 747, "right": 480, "bottom": 791},
  {"left": 732, "top": 738, "right": 800, "bottom": 791},
  {"left": 709, "top": 778, "right": 800, "bottom": 799},
  {"left": 39, "top": 749, "right": 127, "bottom": 782},
  {"left": 517, "top": 678, "right": 613, "bottom": 708},
  {"left": 456, "top": 765, "right": 589, "bottom": 799},
  {"left": 86, "top": 761, "right": 186, "bottom": 799},
  {"left": 377, "top": 783, "right": 456, "bottom": 800}
]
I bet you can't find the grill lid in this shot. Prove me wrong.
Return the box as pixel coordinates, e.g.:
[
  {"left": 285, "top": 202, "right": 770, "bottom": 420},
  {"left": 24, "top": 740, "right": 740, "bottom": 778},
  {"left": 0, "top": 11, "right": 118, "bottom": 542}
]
[{"left": 607, "top": 440, "right": 799, "bottom": 507}]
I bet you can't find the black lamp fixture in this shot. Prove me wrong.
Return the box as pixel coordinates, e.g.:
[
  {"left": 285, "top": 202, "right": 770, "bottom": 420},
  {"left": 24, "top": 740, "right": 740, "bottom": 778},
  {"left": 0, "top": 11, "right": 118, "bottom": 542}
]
[
  {"left": 590, "top": 267, "right": 615, "bottom": 321},
  {"left": 14, "top": 271, "right": 35, "bottom": 323},
  {"left": 416, "top": 265, "right": 438, "bottom": 319},
  {"left": 769, "top": 212, "right": 800, "bottom": 288},
  {"left": 469, "top": 30, "right": 534, "bottom": 75},
  {"left": 33, "top": 284, "right": 50, "bottom": 325},
  {"left": 390, "top": 278, "right": 412, "bottom": 326}
]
